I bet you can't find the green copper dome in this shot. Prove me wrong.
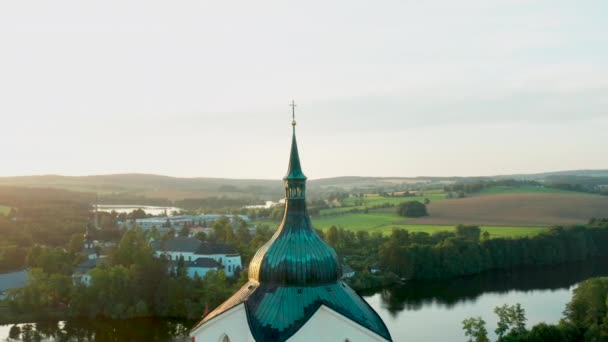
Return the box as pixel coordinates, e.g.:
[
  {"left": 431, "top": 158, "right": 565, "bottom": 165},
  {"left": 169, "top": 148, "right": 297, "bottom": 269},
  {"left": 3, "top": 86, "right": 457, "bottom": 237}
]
[{"left": 249, "top": 125, "right": 341, "bottom": 285}]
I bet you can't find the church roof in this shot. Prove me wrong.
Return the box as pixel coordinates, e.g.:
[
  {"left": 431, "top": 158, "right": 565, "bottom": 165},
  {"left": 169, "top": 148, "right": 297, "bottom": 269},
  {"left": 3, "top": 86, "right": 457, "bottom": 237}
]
[
  {"left": 158, "top": 237, "right": 201, "bottom": 253},
  {"left": 192, "top": 113, "right": 392, "bottom": 341},
  {"left": 74, "top": 258, "right": 98, "bottom": 275},
  {"left": 194, "top": 281, "right": 391, "bottom": 341}
]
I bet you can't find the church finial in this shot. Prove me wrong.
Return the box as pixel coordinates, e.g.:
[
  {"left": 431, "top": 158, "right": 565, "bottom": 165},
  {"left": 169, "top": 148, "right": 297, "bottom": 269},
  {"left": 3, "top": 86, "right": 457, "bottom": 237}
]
[{"left": 290, "top": 100, "right": 296, "bottom": 128}]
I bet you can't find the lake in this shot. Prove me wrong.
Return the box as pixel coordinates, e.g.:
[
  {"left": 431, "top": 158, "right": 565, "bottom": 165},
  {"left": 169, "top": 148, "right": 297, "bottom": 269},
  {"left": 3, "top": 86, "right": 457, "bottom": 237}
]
[
  {"left": 2, "top": 258, "right": 608, "bottom": 341},
  {"left": 95, "top": 205, "right": 183, "bottom": 216}
]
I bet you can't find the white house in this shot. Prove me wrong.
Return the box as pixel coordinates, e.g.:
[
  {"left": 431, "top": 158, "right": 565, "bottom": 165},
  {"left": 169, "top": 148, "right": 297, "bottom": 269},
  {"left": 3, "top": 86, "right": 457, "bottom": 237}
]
[
  {"left": 153, "top": 237, "right": 242, "bottom": 277},
  {"left": 72, "top": 258, "right": 98, "bottom": 286},
  {"left": 184, "top": 257, "right": 223, "bottom": 278}
]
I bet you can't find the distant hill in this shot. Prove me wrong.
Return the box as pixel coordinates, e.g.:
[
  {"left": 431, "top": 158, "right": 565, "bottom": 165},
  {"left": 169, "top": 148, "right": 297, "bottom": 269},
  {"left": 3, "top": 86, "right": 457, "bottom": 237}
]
[
  {"left": 496, "top": 169, "right": 608, "bottom": 180},
  {"left": 0, "top": 174, "right": 283, "bottom": 201},
  {"left": 0, "top": 170, "right": 606, "bottom": 201}
]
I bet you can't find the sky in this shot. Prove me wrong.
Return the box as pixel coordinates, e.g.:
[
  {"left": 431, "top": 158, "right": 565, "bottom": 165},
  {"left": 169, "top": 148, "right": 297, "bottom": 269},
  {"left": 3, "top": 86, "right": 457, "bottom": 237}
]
[{"left": 1, "top": 0, "right": 607, "bottom": 180}]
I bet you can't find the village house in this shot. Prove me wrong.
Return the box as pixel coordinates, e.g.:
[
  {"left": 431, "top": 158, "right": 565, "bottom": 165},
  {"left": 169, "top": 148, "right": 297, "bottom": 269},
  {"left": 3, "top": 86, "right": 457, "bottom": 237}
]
[{"left": 152, "top": 237, "right": 242, "bottom": 277}]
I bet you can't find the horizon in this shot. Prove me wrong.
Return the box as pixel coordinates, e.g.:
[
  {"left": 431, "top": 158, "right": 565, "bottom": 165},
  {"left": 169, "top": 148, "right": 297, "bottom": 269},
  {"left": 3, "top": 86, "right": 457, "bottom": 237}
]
[
  {"left": 1, "top": 1, "right": 607, "bottom": 179},
  {"left": 1, "top": 167, "right": 607, "bottom": 182}
]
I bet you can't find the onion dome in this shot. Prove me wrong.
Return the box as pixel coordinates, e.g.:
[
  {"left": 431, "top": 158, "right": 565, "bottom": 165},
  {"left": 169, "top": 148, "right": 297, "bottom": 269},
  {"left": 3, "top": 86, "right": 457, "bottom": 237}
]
[{"left": 248, "top": 122, "right": 341, "bottom": 285}]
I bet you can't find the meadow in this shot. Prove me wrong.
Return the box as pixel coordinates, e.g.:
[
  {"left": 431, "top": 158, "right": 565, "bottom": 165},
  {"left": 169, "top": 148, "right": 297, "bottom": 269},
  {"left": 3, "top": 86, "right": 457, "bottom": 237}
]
[
  {"left": 320, "top": 190, "right": 446, "bottom": 215},
  {"left": 255, "top": 212, "right": 549, "bottom": 238},
  {"left": 0, "top": 205, "right": 10, "bottom": 216}
]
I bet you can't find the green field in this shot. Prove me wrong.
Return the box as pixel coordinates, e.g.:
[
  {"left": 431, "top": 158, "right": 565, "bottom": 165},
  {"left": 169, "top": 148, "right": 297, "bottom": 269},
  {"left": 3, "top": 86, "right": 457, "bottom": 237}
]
[
  {"left": 253, "top": 211, "right": 548, "bottom": 238},
  {"left": 342, "top": 190, "right": 446, "bottom": 206},
  {"left": 0, "top": 205, "right": 10, "bottom": 216},
  {"left": 321, "top": 190, "right": 446, "bottom": 215}
]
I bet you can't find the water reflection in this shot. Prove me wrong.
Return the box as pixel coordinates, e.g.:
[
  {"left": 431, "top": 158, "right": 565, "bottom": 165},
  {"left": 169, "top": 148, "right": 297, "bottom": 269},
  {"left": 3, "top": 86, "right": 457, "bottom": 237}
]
[
  {"left": 366, "top": 257, "right": 608, "bottom": 316},
  {"left": 95, "top": 205, "right": 182, "bottom": 215},
  {"left": 1, "top": 318, "right": 192, "bottom": 342}
]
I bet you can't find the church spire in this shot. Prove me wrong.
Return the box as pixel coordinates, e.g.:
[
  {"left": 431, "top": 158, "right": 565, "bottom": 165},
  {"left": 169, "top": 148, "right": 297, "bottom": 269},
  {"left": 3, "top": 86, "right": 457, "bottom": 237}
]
[{"left": 285, "top": 100, "right": 306, "bottom": 182}]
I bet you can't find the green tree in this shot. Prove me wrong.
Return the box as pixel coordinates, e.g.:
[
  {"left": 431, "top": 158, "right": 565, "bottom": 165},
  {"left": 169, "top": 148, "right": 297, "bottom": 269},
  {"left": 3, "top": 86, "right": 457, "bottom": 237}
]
[
  {"left": 494, "top": 303, "right": 527, "bottom": 338},
  {"left": 178, "top": 226, "right": 189, "bottom": 237},
  {"left": 326, "top": 226, "right": 339, "bottom": 247},
  {"left": 68, "top": 234, "right": 84, "bottom": 254},
  {"left": 462, "top": 317, "right": 489, "bottom": 342},
  {"left": 177, "top": 255, "right": 187, "bottom": 278},
  {"left": 397, "top": 201, "right": 428, "bottom": 218},
  {"left": 564, "top": 277, "right": 608, "bottom": 340},
  {"left": 110, "top": 227, "right": 153, "bottom": 267},
  {"left": 525, "top": 323, "right": 567, "bottom": 342},
  {"left": 456, "top": 225, "right": 482, "bottom": 242}
]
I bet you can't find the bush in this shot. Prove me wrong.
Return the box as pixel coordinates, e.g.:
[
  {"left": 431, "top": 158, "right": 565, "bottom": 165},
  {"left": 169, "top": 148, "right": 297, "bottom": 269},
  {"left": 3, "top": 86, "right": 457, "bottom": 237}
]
[{"left": 397, "top": 201, "right": 428, "bottom": 218}]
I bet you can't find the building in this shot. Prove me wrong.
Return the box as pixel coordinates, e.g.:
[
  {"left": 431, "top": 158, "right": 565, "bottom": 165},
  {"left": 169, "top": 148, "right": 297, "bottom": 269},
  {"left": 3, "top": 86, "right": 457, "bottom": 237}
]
[
  {"left": 190, "top": 113, "right": 392, "bottom": 341},
  {"left": 153, "top": 237, "right": 242, "bottom": 277},
  {"left": 183, "top": 257, "right": 223, "bottom": 278},
  {"left": 82, "top": 223, "right": 98, "bottom": 260},
  {"left": 72, "top": 223, "right": 105, "bottom": 285},
  {"left": 72, "top": 258, "right": 98, "bottom": 285},
  {"left": 125, "top": 214, "right": 251, "bottom": 232}
]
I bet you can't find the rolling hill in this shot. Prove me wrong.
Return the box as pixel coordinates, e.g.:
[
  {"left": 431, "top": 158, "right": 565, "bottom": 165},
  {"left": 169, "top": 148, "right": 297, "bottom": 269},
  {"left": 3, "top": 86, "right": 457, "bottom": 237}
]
[{"left": 0, "top": 169, "right": 606, "bottom": 202}]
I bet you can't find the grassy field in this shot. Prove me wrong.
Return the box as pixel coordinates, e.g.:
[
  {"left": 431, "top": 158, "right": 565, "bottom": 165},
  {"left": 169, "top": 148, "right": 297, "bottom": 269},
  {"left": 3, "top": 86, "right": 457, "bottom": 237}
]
[
  {"left": 342, "top": 190, "right": 446, "bottom": 206},
  {"left": 320, "top": 190, "right": 446, "bottom": 215},
  {"left": 253, "top": 212, "right": 549, "bottom": 238},
  {"left": 0, "top": 205, "right": 10, "bottom": 216}
]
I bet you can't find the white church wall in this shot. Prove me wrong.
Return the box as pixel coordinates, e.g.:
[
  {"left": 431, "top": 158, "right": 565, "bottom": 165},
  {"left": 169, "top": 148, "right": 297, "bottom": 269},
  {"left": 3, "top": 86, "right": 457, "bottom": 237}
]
[
  {"left": 187, "top": 266, "right": 216, "bottom": 279},
  {"left": 288, "top": 305, "right": 389, "bottom": 342},
  {"left": 154, "top": 251, "right": 242, "bottom": 276},
  {"left": 204, "top": 254, "right": 242, "bottom": 276},
  {"left": 190, "top": 304, "right": 255, "bottom": 342}
]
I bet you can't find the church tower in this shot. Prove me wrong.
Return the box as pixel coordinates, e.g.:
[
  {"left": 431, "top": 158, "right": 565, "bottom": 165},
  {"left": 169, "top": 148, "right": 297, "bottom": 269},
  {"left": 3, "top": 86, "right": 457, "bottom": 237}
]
[
  {"left": 190, "top": 104, "right": 392, "bottom": 342},
  {"left": 84, "top": 223, "right": 94, "bottom": 250}
]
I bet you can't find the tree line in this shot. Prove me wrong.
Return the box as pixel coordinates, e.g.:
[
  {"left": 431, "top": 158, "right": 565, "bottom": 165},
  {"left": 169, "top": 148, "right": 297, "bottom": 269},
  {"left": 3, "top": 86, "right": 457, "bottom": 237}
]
[
  {"left": 5, "top": 227, "right": 248, "bottom": 321},
  {"left": 379, "top": 224, "right": 608, "bottom": 280},
  {"left": 321, "top": 221, "right": 608, "bottom": 285},
  {"left": 462, "top": 277, "right": 608, "bottom": 342}
]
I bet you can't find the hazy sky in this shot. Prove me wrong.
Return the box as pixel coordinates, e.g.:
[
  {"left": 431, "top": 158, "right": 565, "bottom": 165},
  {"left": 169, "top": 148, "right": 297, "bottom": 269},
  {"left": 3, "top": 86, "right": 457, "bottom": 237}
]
[{"left": 1, "top": 1, "right": 607, "bottom": 179}]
